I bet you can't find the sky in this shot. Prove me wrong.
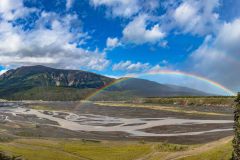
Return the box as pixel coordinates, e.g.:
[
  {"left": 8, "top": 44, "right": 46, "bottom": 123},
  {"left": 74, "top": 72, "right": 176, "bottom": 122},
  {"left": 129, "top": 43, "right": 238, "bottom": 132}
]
[{"left": 0, "top": 0, "right": 240, "bottom": 95}]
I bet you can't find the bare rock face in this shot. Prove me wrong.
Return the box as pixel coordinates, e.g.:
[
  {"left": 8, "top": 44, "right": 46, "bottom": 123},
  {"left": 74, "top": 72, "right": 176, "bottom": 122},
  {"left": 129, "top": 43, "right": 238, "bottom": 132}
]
[
  {"left": 0, "top": 65, "right": 113, "bottom": 89},
  {"left": 0, "top": 65, "right": 114, "bottom": 100},
  {"left": 233, "top": 92, "right": 240, "bottom": 160}
]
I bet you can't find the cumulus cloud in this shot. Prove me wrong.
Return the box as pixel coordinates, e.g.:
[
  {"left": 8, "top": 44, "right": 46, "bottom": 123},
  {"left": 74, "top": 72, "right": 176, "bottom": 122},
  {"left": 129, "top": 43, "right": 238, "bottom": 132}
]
[
  {"left": 90, "top": 0, "right": 159, "bottom": 18},
  {"left": 66, "top": 0, "right": 74, "bottom": 10},
  {"left": 148, "top": 64, "right": 162, "bottom": 72},
  {"left": 122, "top": 14, "right": 166, "bottom": 44},
  {"left": 90, "top": 0, "right": 165, "bottom": 45},
  {"left": 90, "top": 0, "right": 139, "bottom": 17},
  {"left": 170, "top": 0, "right": 220, "bottom": 35},
  {"left": 112, "top": 60, "right": 169, "bottom": 73},
  {"left": 89, "top": 0, "right": 221, "bottom": 46},
  {"left": 174, "top": 2, "right": 198, "bottom": 25},
  {"left": 0, "top": 2, "right": 109, "bottom": 71},
  {"left": 106, "top": 37, "right": 120, "bottom": 48},
  {"left": 90, "top": 0, "right": 220, "bottom": 46},
  {"left": 190, "top": 18, "right": 240, "bottom": 90},
  {"left": 0, "top": 0, "right": 34, "bottom": 21},
  {"left": 112, "top": 61, "right": 150, "bottom": 72},
  {"left": 214, "top": 19, "right": 240, "bottom": 55}
]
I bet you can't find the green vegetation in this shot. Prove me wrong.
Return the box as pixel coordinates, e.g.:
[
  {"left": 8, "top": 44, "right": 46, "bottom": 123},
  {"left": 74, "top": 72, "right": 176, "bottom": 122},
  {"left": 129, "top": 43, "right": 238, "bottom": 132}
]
[
  {"left": 154, "top": 142, "right": 188, "bottom": 152},
  {"left": 0, "top": 138, "right": 233, "bottom": 160},
  {"left": 232, "top": 93, "right": 240, "bottom": 160},
  {"left": 0, "top": 137, "right": 15, "bottom": 143},
  {"left": 95, "top": 102, "right": 230, "bottom": 116},
  {"left": 30, "top": 105, "right": 55, "bottom": 111},
  {"left": 6, "top": 87, "right": 95, "bottom": 101},
  {"left": 0, "top": 152, "right": 22, "bottom": 160},
  {"left": 0, "top": 65, "right": 113, "bottom": 101},
  {"left": 0, "top": 139, "right": 152, "bottom": 160},
  {"left": 144, "top": 97, "right": 234, "bottom": 106},
  {"left": 148, "top": 137, "right": 233, "bottom": 160}
]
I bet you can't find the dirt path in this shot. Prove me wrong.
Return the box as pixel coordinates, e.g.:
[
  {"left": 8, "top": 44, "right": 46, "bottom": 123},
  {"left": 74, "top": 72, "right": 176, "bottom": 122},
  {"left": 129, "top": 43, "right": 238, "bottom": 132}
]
[
  {"left": 161, "top": 136, "right": 233, "bottom": 160},
  {"left": 135, "top": 145, "right": 157, "bottom": 160},
  {"left": 135, "top": 136, "right": 233, "bottom": 160}
]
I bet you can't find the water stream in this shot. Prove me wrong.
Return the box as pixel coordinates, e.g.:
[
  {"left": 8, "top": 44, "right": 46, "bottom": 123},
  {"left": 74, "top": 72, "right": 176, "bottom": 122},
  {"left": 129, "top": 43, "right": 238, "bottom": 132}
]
[{"left": 2, "top": 107, "right": 233, "bottom": 137}]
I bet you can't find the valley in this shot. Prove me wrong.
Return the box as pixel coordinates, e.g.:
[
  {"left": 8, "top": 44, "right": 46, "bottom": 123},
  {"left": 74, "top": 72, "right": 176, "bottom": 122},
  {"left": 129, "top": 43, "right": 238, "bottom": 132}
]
[
  {"left": 0, "top": 0, "right": 238, "bottom": 159},
  {"left": 0, "top": 66, "right": 236, "bottom": 160},
  {"left": 0, "top": 98, "right": 234, "bottom": 159}
]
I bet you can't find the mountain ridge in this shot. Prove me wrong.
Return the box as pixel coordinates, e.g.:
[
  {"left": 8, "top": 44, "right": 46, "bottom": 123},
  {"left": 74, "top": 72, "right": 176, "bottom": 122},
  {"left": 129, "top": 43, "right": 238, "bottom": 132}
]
[{"left": 0, "top": 65, "right": 208, "bottom": 100}]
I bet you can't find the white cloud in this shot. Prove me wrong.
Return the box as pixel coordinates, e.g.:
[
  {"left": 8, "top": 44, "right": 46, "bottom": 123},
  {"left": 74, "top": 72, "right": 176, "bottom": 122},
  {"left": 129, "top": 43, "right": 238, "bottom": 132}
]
[
  {"left": 214, "top": 19, "right": 240, "bottom": 55},
  {"left": 90, "top": 0, "right": 139, "bottom": 17},
  {"left": 147, "top": 64, "right": 171, "bottom": 73},
  {"left": 190, "top": 18, "right": 240, "bottom": 90},
  {"left": 171, "top": 0, "right": 220, "bottom": 35},
  {"left": 112, "top": 61, "right": 150, "bottom": 72},
  {"left": 0, "top": 5, "right": 109, "bottom": 71},
  {"left": 149, "top": 64, "right": 162, "bottom": 72},
  {"left": 0, "top": 69, "right": 7, "bottom": 75},
  {"left": 0, "top": 0, "right": 35, "bottom": 21},
  {"left": 123, "top": 14, "right": 166, "bottom": 44},
  {"left": 112, "top": 60, "right": 169, "bottom": 73},
  {"left": 174, "top": 2, "right": 198, "bottom": 25},
  {"left": 66, "top": 0, "right": 74, "bottom": 10},
  {"left": 103, "top": 74, "right": 120, "bottom": 79},
  {"left": 106, "top": 37, "right": 120, "bottom": 48},
  {"left": 91, "top": 0, "right": 220, "bottom": 46},
  {"left": 90, "top": 0, "right": 159, "bottom": 18}
]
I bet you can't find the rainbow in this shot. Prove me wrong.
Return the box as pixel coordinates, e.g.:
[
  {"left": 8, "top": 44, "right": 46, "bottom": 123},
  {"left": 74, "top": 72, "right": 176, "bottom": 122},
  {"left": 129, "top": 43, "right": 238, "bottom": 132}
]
[
  {"left": 85, "top": 70, "right": 236, "bottom": 100},
  {"left": 85, "top": 77, "right": 131, "bottom": 100},
  {"left": 147, "top": 70, "right": 236, "bottom": 96}
]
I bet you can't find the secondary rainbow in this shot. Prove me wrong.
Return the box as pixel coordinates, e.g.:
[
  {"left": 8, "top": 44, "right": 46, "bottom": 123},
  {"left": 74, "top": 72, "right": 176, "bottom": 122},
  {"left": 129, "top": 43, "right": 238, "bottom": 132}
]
[{"left": 85, "top": 70, "right": 236, "bottom": 100}]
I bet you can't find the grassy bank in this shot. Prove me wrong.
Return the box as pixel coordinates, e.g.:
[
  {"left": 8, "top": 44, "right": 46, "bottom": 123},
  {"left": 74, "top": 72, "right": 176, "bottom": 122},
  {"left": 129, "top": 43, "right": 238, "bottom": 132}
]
[
  {"left": 0, "top": 137, "right": 232, "bottom": 160},
  {"left": 178, "top": 141, "right": 232, "bottom": 160},
  {"left": 0, "top": 139, "right": 152, "bottom": 160}
]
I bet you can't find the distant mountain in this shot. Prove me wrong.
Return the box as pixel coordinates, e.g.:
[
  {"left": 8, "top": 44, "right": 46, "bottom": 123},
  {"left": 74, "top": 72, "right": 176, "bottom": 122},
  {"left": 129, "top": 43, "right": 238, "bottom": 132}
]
[
  {"left": 0, "top": 65, "right": 208, "bottom": 100},
  {"left": 102, "top": 78, "right": 207, "bottom": 98}
]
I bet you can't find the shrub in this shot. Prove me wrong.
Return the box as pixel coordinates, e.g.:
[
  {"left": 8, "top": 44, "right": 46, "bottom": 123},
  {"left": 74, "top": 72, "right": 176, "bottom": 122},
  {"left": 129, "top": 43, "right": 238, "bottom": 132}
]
[{"left": 0, "top": 152, "right": 22, "bottom": 160}]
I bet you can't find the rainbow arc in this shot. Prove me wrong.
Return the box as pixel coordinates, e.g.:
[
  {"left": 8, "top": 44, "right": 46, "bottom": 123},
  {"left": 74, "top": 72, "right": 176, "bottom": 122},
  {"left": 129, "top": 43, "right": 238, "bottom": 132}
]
[{"left": 85, "top": 70, "right": 236, "bottom": 100}]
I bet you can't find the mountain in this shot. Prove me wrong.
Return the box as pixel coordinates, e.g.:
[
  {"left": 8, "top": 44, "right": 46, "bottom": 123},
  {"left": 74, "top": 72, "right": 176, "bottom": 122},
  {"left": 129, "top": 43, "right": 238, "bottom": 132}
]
[
  {"left": 100, "top": 78, "right": 207, "bottom": 98},
  {"left": 0, "top": 65, "right": 113, "bottom": 100},
  {"left": 0, "top": 65, "right": 207, "bottom": 100}
]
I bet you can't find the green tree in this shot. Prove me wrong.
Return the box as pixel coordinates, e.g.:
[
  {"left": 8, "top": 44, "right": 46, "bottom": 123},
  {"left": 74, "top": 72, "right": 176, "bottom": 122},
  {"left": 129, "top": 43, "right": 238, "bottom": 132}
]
[{"left": 233, "top": 93, "right": 240, "bottom": 160}]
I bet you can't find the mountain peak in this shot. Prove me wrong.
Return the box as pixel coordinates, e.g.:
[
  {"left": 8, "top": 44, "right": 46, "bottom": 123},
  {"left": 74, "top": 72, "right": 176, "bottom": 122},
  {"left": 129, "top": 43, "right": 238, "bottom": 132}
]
[
  {"left": 0, "top": 66, "right": 208, "bottom": 100},
  {"left": 0, "top": 65, "right": 114, "bottom": 97}
]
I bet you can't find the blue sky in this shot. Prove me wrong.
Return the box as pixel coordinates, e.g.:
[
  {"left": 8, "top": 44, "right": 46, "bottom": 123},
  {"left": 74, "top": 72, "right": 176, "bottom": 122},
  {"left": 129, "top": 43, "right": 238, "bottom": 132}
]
[{"left": 0, "top": 0, "right": 240, "bottom": 95}]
